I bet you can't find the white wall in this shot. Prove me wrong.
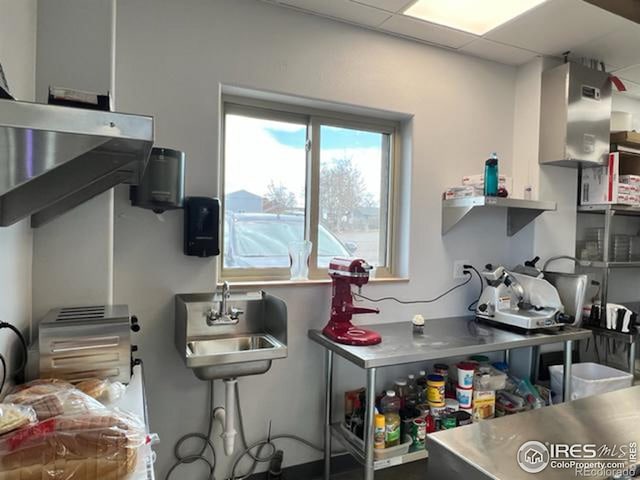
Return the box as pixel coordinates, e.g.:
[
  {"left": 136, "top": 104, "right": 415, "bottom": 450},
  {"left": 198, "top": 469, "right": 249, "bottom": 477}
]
[
  {"left": 32, "top": 0, "right": 116, "bottom": 323},
  {"left": 113, "top": 1, "right": 534, "bottom": 476},
  {"left": 0, "top": 0, "right": 36, "bottom": 378},
  {"left": 612, "top": 93, "right": 640, "bottom": 132}
]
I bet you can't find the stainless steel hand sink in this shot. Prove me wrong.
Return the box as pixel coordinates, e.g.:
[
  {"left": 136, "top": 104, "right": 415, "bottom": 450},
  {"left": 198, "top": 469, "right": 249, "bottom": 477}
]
[
  {"left": 175, "top": 290, "right": 288, "bottom": 381},
  {"left": 187, "top": 334, "right": 285, "bottom": 363}
]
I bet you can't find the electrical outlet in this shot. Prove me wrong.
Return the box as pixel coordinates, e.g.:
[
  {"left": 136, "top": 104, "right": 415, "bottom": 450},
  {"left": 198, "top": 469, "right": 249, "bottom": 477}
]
[{"left": 453, "top": 260, "right": 470, "bottom": 279}]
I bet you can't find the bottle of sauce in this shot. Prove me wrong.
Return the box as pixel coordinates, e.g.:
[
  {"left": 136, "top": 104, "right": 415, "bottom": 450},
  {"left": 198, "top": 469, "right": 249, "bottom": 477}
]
[
  {"left": 374, "top": 414, "right": 386, "bottom": 449},
  {"left": 381, "top": 390, "right": 401, "bottom": 447},
  {"left": 406, "top": 374, "right": 418, "bottom": 406},
  {"left": 484, "top": 153, "right": 499, "bottom": 197},
  {"left": 394, "top": 378, "right": 408, "bottom": 408}
]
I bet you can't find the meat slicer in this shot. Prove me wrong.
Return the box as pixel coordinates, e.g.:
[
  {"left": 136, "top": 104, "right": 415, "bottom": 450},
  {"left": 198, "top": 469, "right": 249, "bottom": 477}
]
[
  {"left": 322, "top": 258, "right": 381, "bottom": 345},
  {"left": 476, "top": 264, "right": 573, "bottom": 331}
]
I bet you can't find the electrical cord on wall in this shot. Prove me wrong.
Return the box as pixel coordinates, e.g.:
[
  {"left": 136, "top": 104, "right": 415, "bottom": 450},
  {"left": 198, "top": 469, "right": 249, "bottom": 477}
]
[
  {"left": 465, "top": 264, "right": 484, "bottom": 312},
  {"left": 0, "top": 354, "right": 7, "bottom": 393},
  {"left": 166, "top": 380, "right": 343, "bottom": 480},
  {"left": 0, "top": 322, "right": 28, "bottom": 386},
  {"left": 166, "top": 381, "right": 217, "bottom": 480},
  {"left": 353, "top": 270, "right": 473, "bottom": 305},
  {"left": 227, "top": 381, "right": 344, "bottom": 480}
]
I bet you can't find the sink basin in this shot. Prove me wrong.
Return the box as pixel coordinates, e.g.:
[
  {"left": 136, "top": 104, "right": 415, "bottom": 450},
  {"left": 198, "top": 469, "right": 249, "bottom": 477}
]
[
  {"left": 175, "top": 291, "right": 288, "bottom": 381},
  {"left": 187, "top": 334, "right": 285, "bottom": 365}
]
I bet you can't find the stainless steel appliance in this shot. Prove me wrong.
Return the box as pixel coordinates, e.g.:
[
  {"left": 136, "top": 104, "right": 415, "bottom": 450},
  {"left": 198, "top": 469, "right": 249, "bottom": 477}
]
[
  {"left": 39, "top": 305, "right": 139, "bottom": 383},
  {"left": 476, "top": 265, "right": 572, "bottom": 330},
  {"left": 539, "top": 61, "right": 612, "bottom": 167},
  {"left": 542, "top": 271, "right": 588, "bottom": 327}
]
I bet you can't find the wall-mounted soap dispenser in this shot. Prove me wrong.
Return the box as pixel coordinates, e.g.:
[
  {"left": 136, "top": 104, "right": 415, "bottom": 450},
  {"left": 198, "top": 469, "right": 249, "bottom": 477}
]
[{"left": 184, "top": 197, "right": 220, "bottom": 257}]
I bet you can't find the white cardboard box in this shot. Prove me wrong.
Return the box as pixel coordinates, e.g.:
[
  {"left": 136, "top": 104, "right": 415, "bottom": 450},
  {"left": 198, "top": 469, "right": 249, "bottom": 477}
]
[
  {"left": 580, "top": 152, "right": 619, "bottom": 205},
  {"left": 444, "top": 185, "right": 482, "bottom": 199},
  {"left": 619, "top": 174, "right": 640, "bottom": 185},
  {"left": 462, "top": 174, "right": 513, "bottom": 194}
]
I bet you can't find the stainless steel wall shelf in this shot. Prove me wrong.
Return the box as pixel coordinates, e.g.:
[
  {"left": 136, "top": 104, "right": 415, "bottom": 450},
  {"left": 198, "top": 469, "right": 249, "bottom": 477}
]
[
  {"left": 0, "top": 99, "right": 154, "bottom": 227},
  {"left": 442, "top": 196, "right": 557, "bottom": 236}
]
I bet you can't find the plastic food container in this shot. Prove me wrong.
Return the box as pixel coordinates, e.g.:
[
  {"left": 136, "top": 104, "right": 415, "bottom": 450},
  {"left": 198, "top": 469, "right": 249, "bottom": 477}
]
[
  {"left": 457, "top": 362, "right": 476, "bottom": 388},
  {"left": 373, "top": 435, "right": 412, "bottom": 460},
  {"left": 456, "top": 386, "right": 473, "bottom": 408},
  {"left": 444, "top": 398, "right": 459, "bottom": 413},
  {"left": 549, "top": 362, "right": 633, "bottom": 402},
  {"left": 427, "top": 374, "right": 445, "bottom": 406}
]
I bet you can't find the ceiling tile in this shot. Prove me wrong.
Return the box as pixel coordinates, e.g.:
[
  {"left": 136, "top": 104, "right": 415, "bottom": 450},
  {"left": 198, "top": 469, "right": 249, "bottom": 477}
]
[
  {"left": 350, "top": 0, "right": 415, "bottom": 13},
  {"left": 460, "top": 39, "right": 538, "bottom": 66},
  {"left": 485, "top": 0, "right": 630, "bottom": 56},
  {"left": 379, "top": 15, "right": 476, "bottom": 49},
  {"left": 617, "top": 65, "right": 640, "bottom": 84},
  {"left": 278, "top": 0, "right": 392, "bottom": 27},
  {"left": 571, "top": 23, "right": 640, "bottom": 70}
]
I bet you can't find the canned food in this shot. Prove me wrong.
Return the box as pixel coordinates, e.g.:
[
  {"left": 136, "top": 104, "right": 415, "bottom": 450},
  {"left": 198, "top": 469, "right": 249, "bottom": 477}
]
[
  {"left": 411, "top": 418, "right": 426, "bottom": 448},
  {"left": 440, "top": 416, "right": 457, "bottom": 430},
  {"left": 427, "top": 374, "right": 445, "bottom": 406},
  {"left": 434, "top": 363, "right": 449, "bottom": 378},
  {"left": 430, "top": 404, "right": 447, "bottom": 417},
  {"left": 444, "top": 398, "right": 459, "bottom": 414}
]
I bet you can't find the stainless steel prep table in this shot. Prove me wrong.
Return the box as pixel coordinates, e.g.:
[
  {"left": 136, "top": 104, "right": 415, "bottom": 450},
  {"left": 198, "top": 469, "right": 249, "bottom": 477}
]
[
  {"left": 308, "top": 316, "right": 592, "bottom": 480},
  {"left": 427, "top": 385, "right": 640, "bottom": 479}
]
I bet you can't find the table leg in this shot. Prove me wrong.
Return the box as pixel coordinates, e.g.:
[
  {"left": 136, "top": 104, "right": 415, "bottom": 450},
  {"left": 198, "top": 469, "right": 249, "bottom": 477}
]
[
  {"left": 530, "top": 346, "right": 540, "bottom": 383},
  {"left": 324, "top": 350, "right": 334, "bottom": 480},
  {"left": 364, "top": 368, "right": 377, "bottom": 480},
  {"left": 504, "top": 349, "right": 511, "bottom": 365},
  {"left": 563, "top": 340, "right": 573, "bottom": 402},
  {"left": 629, "top": 341, "right": 637, "bottom": 376}
]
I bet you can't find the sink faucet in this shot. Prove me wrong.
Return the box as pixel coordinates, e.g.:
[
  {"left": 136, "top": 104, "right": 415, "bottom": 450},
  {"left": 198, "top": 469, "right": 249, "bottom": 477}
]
[{"left": 207, "top": 281, "right": 244, "bottom": 326}]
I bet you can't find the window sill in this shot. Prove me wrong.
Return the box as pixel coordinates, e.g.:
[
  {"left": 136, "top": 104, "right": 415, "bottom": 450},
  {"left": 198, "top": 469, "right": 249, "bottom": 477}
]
[{"left": 218, "top": 276, "right": 409, "bottom": 288}]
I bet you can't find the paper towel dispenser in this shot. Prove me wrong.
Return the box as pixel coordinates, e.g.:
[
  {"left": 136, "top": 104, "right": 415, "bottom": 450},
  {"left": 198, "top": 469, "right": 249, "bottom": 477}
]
[{"left": 130, "top": 147, "right": 185, "bottom": 213}]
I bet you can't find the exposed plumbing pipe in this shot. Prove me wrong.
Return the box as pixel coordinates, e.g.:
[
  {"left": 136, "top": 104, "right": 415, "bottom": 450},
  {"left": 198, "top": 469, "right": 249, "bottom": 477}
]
[{"left": 214, "top": 378, "right": 238, "bottom": 456}]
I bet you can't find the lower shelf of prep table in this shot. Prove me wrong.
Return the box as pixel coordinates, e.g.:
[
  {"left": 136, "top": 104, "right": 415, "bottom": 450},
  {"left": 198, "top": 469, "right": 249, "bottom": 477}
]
[{"left": 331, "top": 423, "right": 429, "bottom": 471}]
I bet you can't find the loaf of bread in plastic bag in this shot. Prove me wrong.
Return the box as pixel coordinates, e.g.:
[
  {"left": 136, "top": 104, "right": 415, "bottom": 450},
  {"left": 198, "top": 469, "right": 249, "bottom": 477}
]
[{"left": 0, "top": 411, "right": 146, "bottom": 479}]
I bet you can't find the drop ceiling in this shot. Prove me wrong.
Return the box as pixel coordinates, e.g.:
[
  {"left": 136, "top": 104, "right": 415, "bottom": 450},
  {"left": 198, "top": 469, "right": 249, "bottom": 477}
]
[{"left": 261, "top": 0, "right": 640, "bottom": 95}]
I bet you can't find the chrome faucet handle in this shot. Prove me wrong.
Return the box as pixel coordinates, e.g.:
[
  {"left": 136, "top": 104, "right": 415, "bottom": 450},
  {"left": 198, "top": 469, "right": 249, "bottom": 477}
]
[{"left": 229, "top": 306, "right": 244, "bottom": 320}]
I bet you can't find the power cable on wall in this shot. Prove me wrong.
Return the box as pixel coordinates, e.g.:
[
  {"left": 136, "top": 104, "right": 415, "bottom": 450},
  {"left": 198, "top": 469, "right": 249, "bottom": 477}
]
[{"left": 353, "top": 270, "right": 473, "bottom": 305}]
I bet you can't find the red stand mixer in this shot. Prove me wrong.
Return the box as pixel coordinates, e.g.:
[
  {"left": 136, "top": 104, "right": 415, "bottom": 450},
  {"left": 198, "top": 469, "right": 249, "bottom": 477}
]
[{"left": 322, "top": 258, "right": 381, "bottom": 346}]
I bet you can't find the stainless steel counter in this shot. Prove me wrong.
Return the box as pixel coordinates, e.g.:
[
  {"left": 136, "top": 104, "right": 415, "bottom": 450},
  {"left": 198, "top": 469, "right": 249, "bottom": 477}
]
[
  {"left": 308, "top": 317, "right": 591, "bottom": 369},
  {"left": 427, "top": 386, "right": 640, "bottom": 480},
  {"left": 309, "top": 317, "right": 592, "bottom": 480}
]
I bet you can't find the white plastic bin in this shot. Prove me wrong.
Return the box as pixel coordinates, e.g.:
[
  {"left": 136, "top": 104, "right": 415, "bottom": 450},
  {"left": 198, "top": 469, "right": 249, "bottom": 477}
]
[{"left": 550, "top": 362, "right": 633, "bottom": 402}]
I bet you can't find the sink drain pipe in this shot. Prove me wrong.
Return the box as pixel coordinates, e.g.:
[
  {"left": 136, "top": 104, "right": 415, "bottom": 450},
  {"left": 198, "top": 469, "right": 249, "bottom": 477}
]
[{"left": 214, "top": 377, "right": 238, "bottom": 455}]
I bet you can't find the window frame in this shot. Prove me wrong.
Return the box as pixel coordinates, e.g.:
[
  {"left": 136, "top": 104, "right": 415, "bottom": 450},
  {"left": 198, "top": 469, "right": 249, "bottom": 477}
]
[{"left": 219, "top": 95, "right": 400, "bottom": 282}]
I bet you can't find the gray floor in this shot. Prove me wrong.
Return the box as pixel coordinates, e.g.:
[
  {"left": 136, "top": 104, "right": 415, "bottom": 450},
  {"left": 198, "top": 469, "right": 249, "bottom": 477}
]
[{"left": 327, "top": 460, "right": 427, "bottom": 480}]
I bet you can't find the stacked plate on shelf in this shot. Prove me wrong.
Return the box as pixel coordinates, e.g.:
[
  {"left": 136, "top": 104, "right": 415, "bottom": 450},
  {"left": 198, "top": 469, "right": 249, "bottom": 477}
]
[
  {"left": 581, "top": 227, "right": 605, "bottom": 261},
  {"left": 612, "top": 235, "right": 631, "bottom": 262},
  {"left": 579, "top": 228, "right": 640, "bottom": 262}
]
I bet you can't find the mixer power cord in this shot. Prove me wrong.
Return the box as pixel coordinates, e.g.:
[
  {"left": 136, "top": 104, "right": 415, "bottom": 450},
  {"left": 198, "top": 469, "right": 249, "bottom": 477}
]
[{"left": 354, "top": 270, "right": 473, "bottom": 305}]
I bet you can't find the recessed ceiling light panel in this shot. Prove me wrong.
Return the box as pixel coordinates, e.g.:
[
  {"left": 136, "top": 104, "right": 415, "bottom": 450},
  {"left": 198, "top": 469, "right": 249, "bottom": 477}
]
[{"left": 403, "top": 0, "right": 548, "bottom": 35}]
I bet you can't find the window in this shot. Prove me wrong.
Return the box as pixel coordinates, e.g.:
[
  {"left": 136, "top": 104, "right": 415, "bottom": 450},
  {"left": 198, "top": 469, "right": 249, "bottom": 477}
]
[{"left": 221, "top": 97, "right": 399, "bottom": 281}]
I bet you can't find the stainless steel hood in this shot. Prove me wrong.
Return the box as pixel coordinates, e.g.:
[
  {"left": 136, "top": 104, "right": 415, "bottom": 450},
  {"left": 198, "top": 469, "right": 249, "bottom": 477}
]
[{"left": 0, "top": 99, "right": 154, "bottom": 227}]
